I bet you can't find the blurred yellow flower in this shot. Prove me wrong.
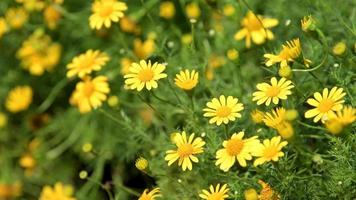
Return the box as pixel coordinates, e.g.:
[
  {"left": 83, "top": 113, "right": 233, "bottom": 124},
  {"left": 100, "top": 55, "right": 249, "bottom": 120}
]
[
  {"left": 89, "top": 0, "right": 127, "bottom": 30},
  {"left": 119, "top": 17, "right": 140, "bottom": 34},
  {"left": 0, "top": 18, "right": 8, "bottom": 39},
  {"left": 39, "top": 182, "right": 76, "bottom": 200},
  {"left": 160, "top": 1, "right": 176, "bottom": 19},
  {"left": 16, "top": 0, "right": 45, "bottom": 11},
  {"left": 70, "top": 76, "right": 110, "bottom": 113},
  {"left": 174, "top": 69, "right": 199, "bottom": 90},
  {"left": 326, "top": 106, "right": 356, "bottom": 135},
  {"left": 244, "top": 188, "right": 258, "bottom": 200},
  {"left": 223, "top": 4, "right": 235, "bottom": 17},
  {"left": 181, "top": 33, "right": 193, "bottom": 44},
  {"left": 185, "top": 2, "right": 201, "bottom": 19},
  {"left": 19, "top": 153, "right": 36, "bottom": 176},
  {"left": 209, "top": 54, "right": 226, "bottom": 69},
  {"left": 107, "top": 95, "right": 119, "bottom": 107},
  {"left": 278, "top": 65, "right": 292, "bottom": 78},
  {"left": 134, "top": 38, "right": 155, "bottom": 59},
  {"left": 251, "top": 109, "right": 264, "bottom": 124},
  {"left": 252, "top": 77, "right": 294, "bottom": 106},
  {"left": 139, "top": 106, "right": 155, "bottom": 125},
  {"left": 284, "top": 109, "right": 298, "bottom": 121},
  {"left": 301, "top": 15, "right": 316, "bottom": 32},
  {"left": 66, "top": 49, "right": 110, "bottom": 78},
  {"left": 82, "top": 143, "right": 93, "bottom": 153},
  {"left": 203, "top": 95, "right": 244, "bottom": 126},
  {"left": 199, "top": 184, "right": 229, "bottom": 200},
  {"left": 226, "top": 48, "right": 239, "bottom": 60},
  {"left": 263, "top": 107, "right": 294, "bottom": 139},
  {"left": 17, "top": 30, "right": 61, "bottom": 75},
  {"left": 264, "top": 38, "right": 301, "bottom": 68},
  {"left": 305, "top": 87, "right": 345, "bottom": 123},
  {"left": 44, "top": 5, "right": 62, "bottom": 30},
  {"left": 258, "top": 180, "right": 280, "bottom": 200},
  {"left": 124, "top": 60, "right": 167, "bottom": 91},
  {"left": 253, "top": 136, "right": 288, "bottom": 166},
  {"left": 234, "top": 11, "right": 278, "bottom": 48},
  {"left": 0, "top": 182, "right": 22, "bottom": 199},
  {"left": 215, "top": 132, "right": 260, "bottom": 171},
  {"left": 5, "top": 8, "right": 28, "bottom": 29},
  {"left": 5, "top": 86, "right": 33, "bottom": 113},
  {"left": 139, "top": 188, "right": 161, "bottom": 200},
  {"left": 332, "top": 41, "right": 346, "bottom": 56},
  {"left": 165, "top": 131, "right": 205, "bottom": 171},
  {"left": 0, "top": 112, "right": 7, "bottom": 128},
  {"left": 120, "top": 57, "right": 133, "bottom": 75},
  {"left": 135, "top": 157, "right": 148, "bottom": 171}
]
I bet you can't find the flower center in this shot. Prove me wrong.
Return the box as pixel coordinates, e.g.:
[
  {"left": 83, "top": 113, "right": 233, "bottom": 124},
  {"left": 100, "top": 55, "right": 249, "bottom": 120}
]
[
  {"left": 99, "top": 6, "right": 113, "bottom": 17},
  {"left": 216, "top": 106, "right": 231, "bottom": 118},
  {"left": 318, "top": 99, "right": 334, "bottom": 113},
  {"left": 178, "top": 143, "right": 194, "bottom": 157},
  {"left": 138, "top": 69, "right": 154, "bottom": 82},
  {"left": 207, "top": 193, "right": 224, "bottom": 200},
  {"left": 226, "top": 138, "right": 244, "bottom": 156},
  {"left": 80, "top": 58, "right": 95, "bottom": 70},
  {"left": 266, "top": 86, "right": 280, "bottom": 97},
  {"left": 82, "top": 82, "right": 95, "bottom": 97},
  {"left": 263, "top": 146, "right": 278, "bottom": 160},
  {"left": 245, "top": 16, "right": 263, "bottom": 31}
]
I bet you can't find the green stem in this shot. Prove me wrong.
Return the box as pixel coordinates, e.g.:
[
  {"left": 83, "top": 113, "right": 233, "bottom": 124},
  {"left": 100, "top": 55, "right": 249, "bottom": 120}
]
[{"left": 37, "top": 78, "right": 67, "bottom": 113}]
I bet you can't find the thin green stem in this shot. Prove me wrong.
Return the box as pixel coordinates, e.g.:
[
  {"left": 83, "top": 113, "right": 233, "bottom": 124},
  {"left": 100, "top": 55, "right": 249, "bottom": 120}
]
[{"left": 37, "top": 78, "right": 68, "bottom": 113}]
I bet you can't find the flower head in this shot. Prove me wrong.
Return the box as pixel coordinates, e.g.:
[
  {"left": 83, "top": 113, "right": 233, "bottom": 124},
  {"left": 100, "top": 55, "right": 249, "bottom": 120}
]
[
  {"left": 253, "top": 136, "right": 288, "bottom": 166},
  {"left": 135, "top": 157, "right": 149, "bottom": 171},
  {"left": 0, "top": 18, "right": 8, "bottom": 39},
  {"left": 325, "top": 106, "right": 356, "bottom": 135},
  {"left": 199, "top": 184, "right": 229, "bottom": 200},
  {"left": 301, "top": 15, "right": 316, "bottom": 32},
  {"left": 134, "top": 38, "right": 155, "bottom": 59},
  {"left": 160, "top": 1, "right": 176, "bottom": 19},
  {"left": 165, "top": 131, "right": 205, "bottom": 171},
  {"left": 89, "top": 0, "right": 127, "bottom": 30},
  {"left": 66, "top": 50, "right": 110, "bottom": 78},
  {"left": 304, "top": 87, "right": 345, "bottom": 123},
  {"left": 215, "top": 132, "right": 260, "bottom": 171},
  {"left": 332, "top": 42, "right": 346, "bottom": 56},
  {"left": 16, "top": 0, "right": 45, "bottom": 11},
  {"left": 263, "top": 108, "right": 294, "bottom": 139},
  {"left": 139, "top": 188, "right": 161, "bottom": 200},
  {"left": 124, "top": 60, "right": 167, "bottom": 91},
  {"left": 234, "top": 11, "right": 278, "bottom": 48},
  {"left": 39, "top": 182, "right": 76, "bottom": 200},
  {"left": 5, "top": 8, "right": 28, "bottom": 29},
  {"left": 6, "top": 86, "right": 33, "bottom": 113},
  {"left": 185, "top": 2, "right": 201, "bottom": 19},
  {"left": 70, "top": 76, "right": 110, "bottom": 113},
  {"left": 252, "top": 77, "right": 294, "bottom": 106},
  {"left": 44, "top": 5, "right": 62, "bottom": 30},
  {"left": 203, "top": 95, "right": 244, "bottom": 126},
  {"left": 251, "top": 109, "right": 264, "bottom": 124},
  {"left": 264, "top": 38, "right": 301, "bottom": 68},
  {"left": 174, "top": 69, "right": 199, "bottom": 90},
  {"left": 258, "top": 180, "right": 280, "bottom": 200}
]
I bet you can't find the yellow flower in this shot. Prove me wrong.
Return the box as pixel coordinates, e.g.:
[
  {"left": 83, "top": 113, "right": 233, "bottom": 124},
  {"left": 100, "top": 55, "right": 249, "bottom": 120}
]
[
  {"left": 70, "top": 76, "right": 110, "bottom": 113},
  {"left": 203, "top": 95, "right": 244, "bottom": 126},
  {"left": 139, "top": 188, "right": 161, "bottom": 200},
  {"left": 278, "top": 66, "right": 292, "bottom": 78},
  {"left": 244, "top": 188, "right": 258, "bottom": 200},
  {"left": 264, "top": 38, "right": 301, "bottom": 68},
  {"left": 66, "top": 49, "right": 110, "bottom": 78},
  {"left": 0, "top": 18, "right": 8, "bottom": 39},
  {"left": 332, "top": 42, "right": 346, "bottom": 56},
  {"left": 251, "top": 109, "right": 264, "bottom": 124},
  {"left": 165, "top": 131, "right": 205, "bottom": 171},
  {"left": 0, "top": 112, "right": 7, "bottom": 128},
  {"left": 160, "top": 1, "right": 176, "bottom": 19},
  {"left": 120, "top": 57, "right": 133, "bottom": 75},
  {"left": 44, "top": 5, "right": 62, "bottom": 30},
  {"left": 262, "top": 107, "right": 294, "bottom": 139},
  {"left": 304, "top": 87, "right": 345, "bottom": 123},
  {"left": 134, "top": 38, "right": 155, "bottom": 59},
  {"left": 325, "top": 106, "right": 356, "bottom": 135},
  {"left": 199, "top": 184, "right": 229, "bottom": 200},
  {"left": 39, "top": 182, "right": 76, "bottom": 200},
  {"left": 226, "top": 48, "right": 239, "bottom": 60},
  {"left": 16, "top": 0, "right": 45, "bottom": 11},
  {"left": 209, "top": 54, "right": 226, "bottom": 69},
  {"left": 325, "top": 119, "right": 343, "bottom": 135},
  {"left": 174, "top": 69, "right": 199, "bottom": 90},
  {"left": 253, "top": 136, "right": 288, "bottom": 166},
  {"left": 284, "top": 109, "right": 298, "bottom": 121},
  {"left": 89, "top": 0, "right": 127, "bottom": 30},
  {"left": 301, "top": 15, "right": 316, "bottom": 32},
  {"left": 107, "top": 95, "right": 119, "bottom": 107},
  {"left": 258, "top": 180, "right": 280, "bottom": 200},
  {"left": 135, "top": 157, "right": 149, "bottom": 171},
  {"left": 223, "top": 4, "right": 235, "bottom": 17},
  {"left": 234, "top": 11, "right": 278, "bottom": 48},
  {"left": 119, "top": 17, "right": 140, "bottom": 34},
  {"left": 185, "top": 2, "right": 201, "bottom": 19},
  {"left": 124, "top": 60, "right": 167, "bottom": 91},
  {"left": 0, "top": 182, "right": 22, "bottom": 199},
  {"left": 5, "top": 8, "right": 28, "bottom": 29},
  {"left": 181, "top": 33, "right": 193, "bottom": 45},
  {"left": 17, "top": 30, "right": 61, "bottom": 75},
  {"left": 215, "top": 132, "right": 260, "bottom": 171},
  {"left": 252, "top": 77, "right": 294, "bottom": 106},
  {"left": 5, "top": 86, "right": 33, "bottom": 113}
]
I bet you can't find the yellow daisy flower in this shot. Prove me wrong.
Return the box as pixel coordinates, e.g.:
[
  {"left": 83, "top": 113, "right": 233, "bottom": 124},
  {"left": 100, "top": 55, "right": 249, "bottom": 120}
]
[
  {"left": 304, "top": 87, "right": 345, "bottom": 123},
  {"left": 252, "top": 77, "right": 294, "bottom": 106},
  {"left": 253, "top": 136, "right": 288, "bottom": 166},
  {"left": 159, "top": 1, "right": 176, "bottom": 19},
  {"left": 165, "top": 131, "right": 205, "bottom": 171},
  {"left": 135, "top": 157, "right": 148, "bottom": 171},
  {"left": 5, "top": 8, "right": 28, "bottom": 29},
  {"left": 139, "top": 188, "right": 161, "bottom": 200},
  {"left": 264, "top": 38, "right": 301, "bottom": 68},
  {"left": 89, "top": 0, "right": 127, "bottom": 30},
  {"left": 250, "top": 109, "right": 264, "bottom": 124},
  {"left": 0, "top": 18, "right": 8, "bottom": 39},
  {"left": 215, "top": 132, "right": 260, "bottom": 172},
  {"left": 263, "top": 107, "right": 294, "bottom": 139},
  {"left": 199, "top": 184, "right": 229, "bottom": 200},
  {"left": 39, "top": 182, "right": 76, "bottom": 200},
  {"left": 234, "top": 11, "right": 278, "bottom": 48},
  {"left": 134, "top": 38, "right": 155, "bottom": 59},
  {"left": 124, "top": 60, "right": 167, "bottom": 91},
  {"left": 44, "top": 5, "right": 62, "bottom": 30},
  {"left": 174, "top": 69, "right": 199, "bottom": 90},
  {"left": 301, "top": 15, "right": 316, "bottom": 32},
  {"left": 325, "top": 106, "right": 356, "bottom": 135},
  {"left": 70, "top": 76, "right": 110, "bottom": 113},
  {"left": 5, "top": 86, "right": 33, "bottom": 113},
  {"left": 203, "top": 95, "right": 244, "bottom": 126},
  {"left": 66, "top": 49, "right": 110, "bottom": 78},
  {"left": 185, "top": 2, "right": 201, "bottom": 19}
]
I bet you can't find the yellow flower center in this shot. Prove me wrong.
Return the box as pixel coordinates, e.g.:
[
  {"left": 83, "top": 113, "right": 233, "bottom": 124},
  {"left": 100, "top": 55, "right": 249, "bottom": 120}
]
[
  {"left": 83, "top": 82, "right": 95, "bottom": 97},
  {"left": 245, "top": 16, "right": 263, "bottom": 31},
  {"left": 178, "top": 143, "right": 194, "bottom": 157},
  {"left": 226, "top": 138, "right": 244, "bottom": 156},
  {"left": 80, "top": 58, "right": 95, "bottom": 70},
  {"left": 216, "top": 106, "right": 231, "bottom": 118},
  {"left": 266, "top": 86, "right": 280, "bottom": 97},
  {"left": 99, "top": 6, "right": 113, "bottom": 17},
  {"left": 263, "top": 146, "right": 278, "bottom": 160},
  {"left": 138, "top": 69, "right": 154, "bottom": 82},
  {"left": 207, "top": 193, "right": 223, "bottom": 200},
  {"left": 318, "top": 99, "right": 334, "bottom": 113}
]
